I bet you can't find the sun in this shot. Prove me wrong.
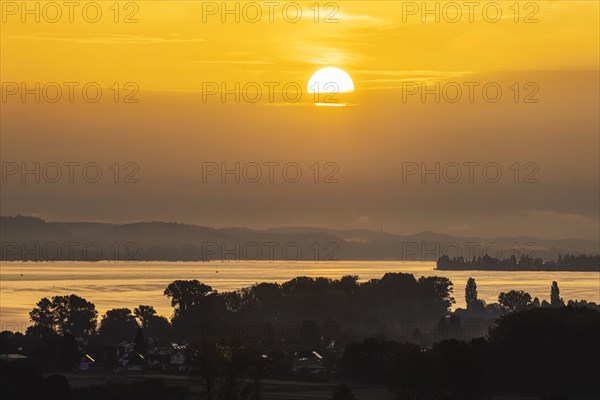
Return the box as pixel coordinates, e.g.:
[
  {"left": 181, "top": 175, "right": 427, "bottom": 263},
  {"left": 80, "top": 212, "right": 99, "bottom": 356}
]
[
  {"left": 308, "top": 67, "right": 355, "bottom": 94},
  {"left": 307, "top": 67, "right": 354, "bottom": 106}
]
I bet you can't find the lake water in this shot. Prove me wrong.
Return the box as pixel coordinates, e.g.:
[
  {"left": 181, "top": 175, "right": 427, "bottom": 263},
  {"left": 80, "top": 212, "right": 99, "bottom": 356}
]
[{"left": 1, "top": 261, "right": 599, "bottom": 331}]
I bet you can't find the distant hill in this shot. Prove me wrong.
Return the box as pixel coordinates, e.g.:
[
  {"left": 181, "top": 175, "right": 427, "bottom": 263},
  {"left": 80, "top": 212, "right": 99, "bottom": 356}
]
[{"left": 1, "top": 216, "right": 598, "bottom": 262}]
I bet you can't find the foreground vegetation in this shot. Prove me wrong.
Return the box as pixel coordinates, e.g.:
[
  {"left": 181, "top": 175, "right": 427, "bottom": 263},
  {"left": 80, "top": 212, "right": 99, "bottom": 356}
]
[{"left": 1, "top": 273, "right": 599, "bottom": 399}]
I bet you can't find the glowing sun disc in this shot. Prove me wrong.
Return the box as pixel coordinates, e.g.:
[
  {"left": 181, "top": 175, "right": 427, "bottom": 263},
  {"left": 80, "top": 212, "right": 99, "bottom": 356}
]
[{"left": 307, "top": 67, "right": 355, "bottom": 94}]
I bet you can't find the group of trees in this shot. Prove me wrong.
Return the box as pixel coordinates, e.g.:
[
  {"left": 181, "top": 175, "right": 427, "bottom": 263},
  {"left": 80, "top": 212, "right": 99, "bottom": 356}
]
[
  {"left": 164, "top": 273, "right": 455, "bottom": 342},
  {"left": 1, "top": 299, "right": 171, "bottom": 371},
  {"left": 555, "top": 254, "right": 600, "bottom": 268},
  {"left": 28, "top": 295, "right": 97, "bottom": 338},
  {"left": 341, "top": 306, "right": 600, "bottom": 399},
  {"left": 4, "top": 273, "right": 600, "bottom": 399},
  {"left": 15, "top": 275, "right": 594, "bottom": 355},
  {"left": 22, "top": 273, "right": 456, "bottom": 348},
  {"left": 0, "top": 273, "right": 456, "bottom": 373},
  {"left": 465, "top": 278, "right": 568, "bottom": 314},
  {"left": 185, "top": 340, "right": 284, "bottom": 400},
  {"left": 27, "top": 296, "right": 170, "bottom": 347},
  {"left": 438, "top": 253, "right": 600, "bottom": 271}
]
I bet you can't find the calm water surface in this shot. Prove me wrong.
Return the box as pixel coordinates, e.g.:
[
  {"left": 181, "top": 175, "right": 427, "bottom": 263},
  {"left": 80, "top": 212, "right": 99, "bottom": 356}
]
[{"left": 1, "top": 261, "right": 599, "bottom": 331}]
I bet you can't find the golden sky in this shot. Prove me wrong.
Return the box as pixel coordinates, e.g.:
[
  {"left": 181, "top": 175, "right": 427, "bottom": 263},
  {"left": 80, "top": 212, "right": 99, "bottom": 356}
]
[
  {"left": 2, "top": 1, "right": 598, "bottom": 90},
  {"left": 1, "top": 1, "right": 599, "bottom": 239}
]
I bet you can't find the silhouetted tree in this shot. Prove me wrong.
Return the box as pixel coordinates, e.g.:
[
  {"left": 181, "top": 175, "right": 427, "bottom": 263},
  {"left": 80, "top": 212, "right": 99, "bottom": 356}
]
[
  {"left": 29, "top": 295, "right": 97, "bottom": 337},
  {"left": 488, "top": 307, "right": 600, "bottom": 393},
  {"left": 164, "top": 280, "right": 214, "bottom": 316},
  {"left": 133, "top": 305, "right": 157, "bottom": 329},
  {"left": 550, "top": 281, "right": 564, "bottom": 307},
  {"left": 417, "top": 276, "right": 455, "bottom": 314},
  {"left": 98, "top": 308, "right": 139, "bottom": 345},
  {"left": 338, "top": 275, "right": 360, "bottom": 294},
  {"left": 146, "top": 315, "right": 171, "bottom": 341},
  {"left": 29, "top": 297, "right": 54, "bottom": 331},
  {"left": 0, "top": 331, "right": 25, "bottom": 355},
  {"left": 541, "top": 299, "right": 551, "bottom": 308},
  {"left": 51, "top": 295, "right": 98, "bottom": 337},
  {"left": 498, "top": 290, "right": 532, "bottom": 313},
  {"left": 465, "top": 278, "right": 478, "bottom": 310}
]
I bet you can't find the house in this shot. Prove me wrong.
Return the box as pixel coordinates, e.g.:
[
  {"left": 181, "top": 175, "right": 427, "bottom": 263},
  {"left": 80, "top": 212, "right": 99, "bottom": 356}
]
[
  {"left": 146, "top": 347, "right": 170, "bottom": 370},
  {"left": 79, "top": 353, "right": 96, "bottom": 371},
  {"left": 169, "top": 344, "right": 187, "bottom": 371},
  {"left": 126, "top": 352, "right": 146, "bottom": 371},
  {"left": 170, "top": 350, "right": 186, "bottom": 366},
  {"left": 0, "top": 354, "right": 28, "bottom": 363},
  {"left": 118, "top": 351, "right": 146, "bottom": 371},
  {"left": 145, "top": 343, "right": 187, "bottom": 371},
  {"left": 292, "top": 350, "right": 327, "bottom": 375}
]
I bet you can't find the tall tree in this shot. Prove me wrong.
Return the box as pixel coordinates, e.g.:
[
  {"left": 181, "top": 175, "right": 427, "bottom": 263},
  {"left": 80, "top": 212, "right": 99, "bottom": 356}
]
[
  {"left": 465, "top": 278, "right": 478, "bottom": 310},
  {"left": 417, "top": 276, "right": 455, "bottom": 314},
  {"left": 550, "top": 281, "right": 565, "bottom": 307},
  {"left": 29, "top": 297, "right": 54, "bottom": 331}
]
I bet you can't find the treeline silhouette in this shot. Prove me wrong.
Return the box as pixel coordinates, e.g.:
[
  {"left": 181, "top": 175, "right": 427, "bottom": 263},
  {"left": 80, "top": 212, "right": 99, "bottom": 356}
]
[
  {"left": 341, "top": 307, "right": 600, "bottom": 398},
  {"left": 16, "top": 273, "right": 455, "bottom": 349},
  {"left": 437, "top": 253, "right": 600, "bottom": 271},
  {"left": 2, "top": 274, "right": 600, "bottom": 399}
]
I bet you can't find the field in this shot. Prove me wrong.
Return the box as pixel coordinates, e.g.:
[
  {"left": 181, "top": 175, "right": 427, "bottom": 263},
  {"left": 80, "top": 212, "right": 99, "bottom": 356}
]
[{"left": 57, "top": 372, "right": 600, "bottom": 400}]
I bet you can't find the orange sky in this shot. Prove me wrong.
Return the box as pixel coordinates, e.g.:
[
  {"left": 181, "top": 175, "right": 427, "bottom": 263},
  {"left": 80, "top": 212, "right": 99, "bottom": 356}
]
[
  {"left": 1, "top": 1, "right": 599, "bottom": 239},
  {"left": 2, "top": 1, "right": 598, "bottom": 88}
]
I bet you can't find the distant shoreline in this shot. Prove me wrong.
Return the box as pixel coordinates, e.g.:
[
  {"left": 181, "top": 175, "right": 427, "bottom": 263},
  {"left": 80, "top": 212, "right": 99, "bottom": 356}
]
[
  {"left": 436, "top": 254, "right": 600, "bottom": 272},
  {"left": 2, "top": 259, "right": 598, "bottom": 272},
  {"left": 0, "top": 258, "right": 433, "bottom": 263},
  {"left": 436, "top": 266, "right": 600, "bottom": 272}
]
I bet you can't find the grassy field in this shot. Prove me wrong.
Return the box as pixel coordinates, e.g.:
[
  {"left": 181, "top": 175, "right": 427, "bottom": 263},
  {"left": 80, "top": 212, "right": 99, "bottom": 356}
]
[
  {"left": 61, "top": 372, "right": 388, "bottom": 399},
  {"left": 59, "top": 372, "right": 600, "bottom": 400}
]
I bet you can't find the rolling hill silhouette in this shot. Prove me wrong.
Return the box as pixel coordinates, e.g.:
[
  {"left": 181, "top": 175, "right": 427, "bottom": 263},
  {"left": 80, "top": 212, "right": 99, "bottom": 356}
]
[{"left": 1, "top": 216, "right": 597, "bottom": 262}]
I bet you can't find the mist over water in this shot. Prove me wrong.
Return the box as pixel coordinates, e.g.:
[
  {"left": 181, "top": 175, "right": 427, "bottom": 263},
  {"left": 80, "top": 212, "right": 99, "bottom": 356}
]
[{"left": 2, "top": 260, "right": 599, "bottom": 330}]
